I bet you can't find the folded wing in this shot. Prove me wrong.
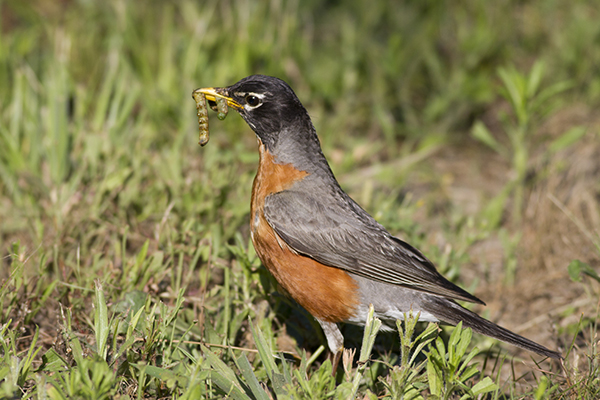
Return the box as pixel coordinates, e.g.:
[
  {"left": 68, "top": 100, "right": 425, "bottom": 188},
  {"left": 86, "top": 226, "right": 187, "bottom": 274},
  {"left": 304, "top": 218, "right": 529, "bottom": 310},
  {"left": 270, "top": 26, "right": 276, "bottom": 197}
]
[{"left": 264, "top": 188, "right": 484, "bottom": 305}]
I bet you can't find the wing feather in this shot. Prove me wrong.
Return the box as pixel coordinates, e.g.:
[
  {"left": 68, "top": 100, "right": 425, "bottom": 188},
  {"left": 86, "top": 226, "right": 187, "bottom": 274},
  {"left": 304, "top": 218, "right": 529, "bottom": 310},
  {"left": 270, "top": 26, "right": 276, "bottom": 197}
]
[{"left": 263, "top": 188, "right": 484, "bottom": 305}]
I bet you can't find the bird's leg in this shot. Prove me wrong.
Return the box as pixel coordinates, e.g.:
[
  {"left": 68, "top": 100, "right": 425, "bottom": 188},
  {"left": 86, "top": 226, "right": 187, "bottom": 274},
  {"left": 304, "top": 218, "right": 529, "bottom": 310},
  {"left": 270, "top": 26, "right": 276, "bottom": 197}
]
[
  {"left": 317, "top": 319, "right": 344, "bottom": 376},
  {"left": 330, "top": 349, "right": 342, "bottom": 375}
]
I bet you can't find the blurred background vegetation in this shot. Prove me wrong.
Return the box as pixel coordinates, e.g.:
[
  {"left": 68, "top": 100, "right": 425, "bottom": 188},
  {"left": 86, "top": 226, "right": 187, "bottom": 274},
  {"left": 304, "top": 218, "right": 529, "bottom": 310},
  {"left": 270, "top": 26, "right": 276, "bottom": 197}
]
[{"left": 1, "top": 0, "right": 599, "bottom": 398}]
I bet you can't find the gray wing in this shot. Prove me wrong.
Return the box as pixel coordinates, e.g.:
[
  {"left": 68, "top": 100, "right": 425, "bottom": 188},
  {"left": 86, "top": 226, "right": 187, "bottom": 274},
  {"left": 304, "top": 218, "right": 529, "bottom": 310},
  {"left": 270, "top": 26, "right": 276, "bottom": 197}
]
[{"left": 263, "top": 188, "right": 484, "bottom": 304}]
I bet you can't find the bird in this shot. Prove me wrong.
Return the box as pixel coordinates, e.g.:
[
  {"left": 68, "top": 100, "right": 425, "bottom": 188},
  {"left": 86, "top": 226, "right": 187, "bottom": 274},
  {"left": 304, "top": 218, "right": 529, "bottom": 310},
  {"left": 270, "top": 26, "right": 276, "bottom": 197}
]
[{"left": 194, "top": 74, "right": 562, "bottom": 363}]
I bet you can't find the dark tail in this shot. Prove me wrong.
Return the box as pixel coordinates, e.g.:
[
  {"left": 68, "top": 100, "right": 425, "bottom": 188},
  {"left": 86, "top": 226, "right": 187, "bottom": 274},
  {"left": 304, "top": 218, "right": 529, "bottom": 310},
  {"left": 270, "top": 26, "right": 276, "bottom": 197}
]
[{"left": 424, "top": 297, "right": 562, "bottom": 359}]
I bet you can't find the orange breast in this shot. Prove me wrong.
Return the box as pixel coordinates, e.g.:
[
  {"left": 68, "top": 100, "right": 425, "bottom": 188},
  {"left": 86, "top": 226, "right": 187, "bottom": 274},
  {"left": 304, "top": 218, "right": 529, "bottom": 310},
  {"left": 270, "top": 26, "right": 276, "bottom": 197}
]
[{"left": 250, "top": 141, "right": 359, "bottom": 323}]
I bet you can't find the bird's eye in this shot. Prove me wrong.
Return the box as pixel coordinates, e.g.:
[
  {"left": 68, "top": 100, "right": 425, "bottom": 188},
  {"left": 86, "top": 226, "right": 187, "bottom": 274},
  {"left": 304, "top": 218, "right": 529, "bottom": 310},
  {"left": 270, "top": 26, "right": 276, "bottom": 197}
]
[{"left": 245, "top": 95, "right": 261, "bottom": 107}]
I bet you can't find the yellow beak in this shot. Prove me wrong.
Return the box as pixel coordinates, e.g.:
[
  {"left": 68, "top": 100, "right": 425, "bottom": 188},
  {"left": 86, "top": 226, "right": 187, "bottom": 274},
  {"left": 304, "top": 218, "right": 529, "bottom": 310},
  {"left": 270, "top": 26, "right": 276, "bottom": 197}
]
[{"left": 192, "top": 87, "right": 242, "bottom": 110}]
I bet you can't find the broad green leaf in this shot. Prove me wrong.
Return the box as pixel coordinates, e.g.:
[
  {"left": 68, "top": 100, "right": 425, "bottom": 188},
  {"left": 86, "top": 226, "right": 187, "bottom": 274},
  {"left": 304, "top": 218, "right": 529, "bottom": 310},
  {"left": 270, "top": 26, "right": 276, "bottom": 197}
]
[
  {"left": 471, "top": 121, "right": 505, "bottom": 154},
  {"left": 548, "top": 126, "right": 586, "bottom": 153},
  {"left": 132, "top": 364, "right": 189, "bottom": 388},
  {"left": 498, "top": 66, "right": 525, "bottom": 120},
  {"left": 249, "top": 320, "right": 288, "bottom": 397},
  {"left": 359, "top": 304, "right": 382, "bottom": 362},
  {"left": 94, "top": 280, "right": 109, "bottom": 360},
  {"left": 208, "top": 370, "right": 253, "bottom": 400},
  {"left": 526, "top": 60, "right": 545, "bottom": 98},
  {"left": 201, "top": 345, "right": 238, "bottom": 384},
  {"left": 38, "top": 349, "right": 69, "bottom": 373},
  {"left": 249, "top": 319, "right": 279, "bottom": 378},
  {"left": 568, "top": 259, "right": 600, "bottom": 283},
  {"left": 236, "top": 354, "right": 271, "bottom": 400},
  {"left": 426, "top": 356, "right": 442, "bottom": 396},
  {"left": 470, "top": 376, "right": 498, "bottom": 396}
]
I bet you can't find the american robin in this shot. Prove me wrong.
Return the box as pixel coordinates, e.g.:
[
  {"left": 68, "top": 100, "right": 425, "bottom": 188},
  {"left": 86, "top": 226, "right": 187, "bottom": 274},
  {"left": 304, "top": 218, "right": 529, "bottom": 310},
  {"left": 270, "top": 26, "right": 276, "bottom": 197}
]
[{"left": 194, "top": 75, "right": 561, "bottom": 362}]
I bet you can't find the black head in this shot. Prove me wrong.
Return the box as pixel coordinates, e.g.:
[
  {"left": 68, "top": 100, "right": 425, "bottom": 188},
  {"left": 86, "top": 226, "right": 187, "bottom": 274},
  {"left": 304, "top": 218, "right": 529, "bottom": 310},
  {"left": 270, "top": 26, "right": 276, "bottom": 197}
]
[
  {"left": 196, "top": 75, "right": 334, "bottom": 177},
  {"left": 205, "top": 75, "right": 313, "bottom": 150}
]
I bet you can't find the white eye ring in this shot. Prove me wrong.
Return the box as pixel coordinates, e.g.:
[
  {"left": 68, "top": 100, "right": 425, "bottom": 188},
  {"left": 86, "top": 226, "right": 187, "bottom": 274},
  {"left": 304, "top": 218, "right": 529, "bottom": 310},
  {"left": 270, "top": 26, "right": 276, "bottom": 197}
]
[
  {"left": 245, "top": 94, "right": 261, "bottom": 107},
  {"left": 234, "top": 91, "right": 267, "bottom": 111}
]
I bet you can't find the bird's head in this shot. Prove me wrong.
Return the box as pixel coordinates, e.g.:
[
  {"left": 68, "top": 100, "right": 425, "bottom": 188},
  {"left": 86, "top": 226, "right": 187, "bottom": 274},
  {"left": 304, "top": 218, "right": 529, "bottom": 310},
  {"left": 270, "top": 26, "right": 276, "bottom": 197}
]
[{"left": 195, "top": 75, "right": 311, "bottom": 150}]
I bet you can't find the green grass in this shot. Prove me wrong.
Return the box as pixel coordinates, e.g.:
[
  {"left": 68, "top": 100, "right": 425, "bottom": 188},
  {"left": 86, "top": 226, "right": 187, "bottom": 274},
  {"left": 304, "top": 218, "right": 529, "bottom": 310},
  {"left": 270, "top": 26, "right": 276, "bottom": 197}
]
[{"left": 1, "top": 0, "right": 600, "bottom": 398}]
